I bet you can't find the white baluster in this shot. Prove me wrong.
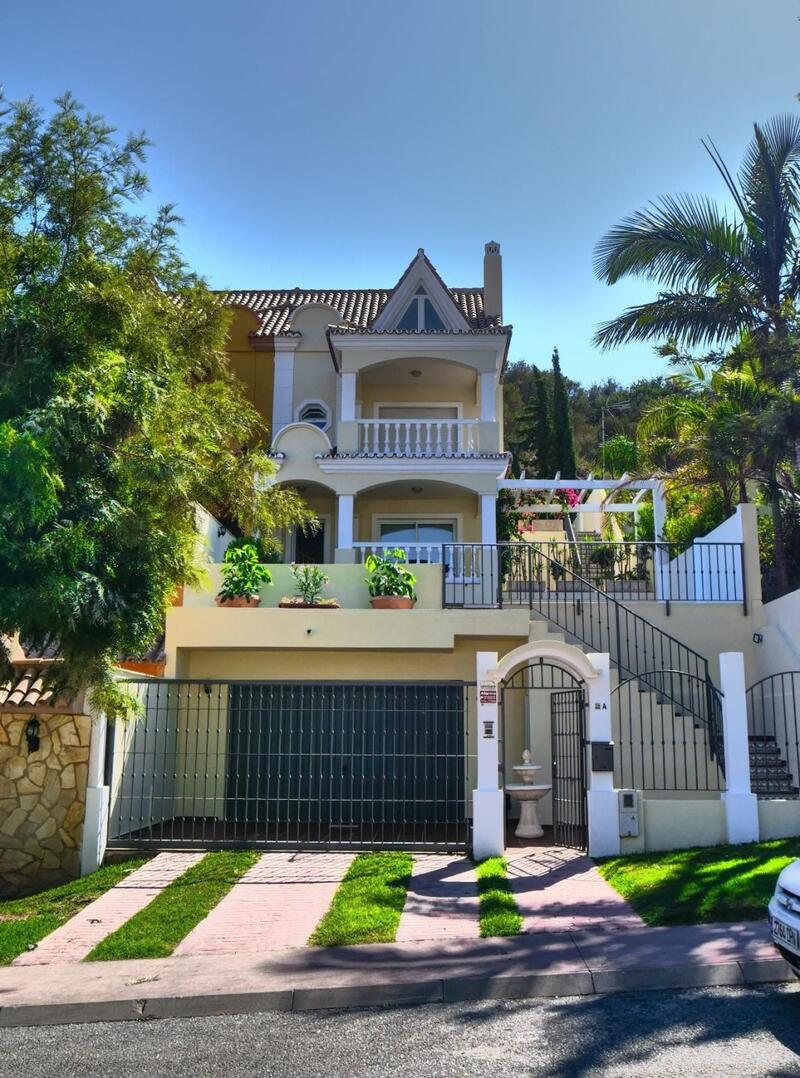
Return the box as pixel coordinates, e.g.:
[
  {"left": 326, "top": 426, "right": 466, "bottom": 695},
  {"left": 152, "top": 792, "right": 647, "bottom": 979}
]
[
  {"left": 445, "top": 423, "right": 454, "bottom": 457},
  {"left": 434, "top": 422, "right": 443, "bottom": 456},
  {"left": 424, "top": 422, "right": 432, "bottom": 456}
]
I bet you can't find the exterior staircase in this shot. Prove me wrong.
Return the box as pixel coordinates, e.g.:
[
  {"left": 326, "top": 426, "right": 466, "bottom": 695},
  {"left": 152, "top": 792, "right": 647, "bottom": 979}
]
[{"left": 748, "top": 736, "right": 800, "bottom": 799}]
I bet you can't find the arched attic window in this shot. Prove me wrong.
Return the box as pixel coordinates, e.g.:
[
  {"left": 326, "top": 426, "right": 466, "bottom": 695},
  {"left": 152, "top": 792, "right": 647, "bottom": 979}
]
[
  {"left": 395, "top": 285, "right": 447, "bottom": 331},
  {"left": 297, "top": 400, "right": 331, "bottom": 431}
]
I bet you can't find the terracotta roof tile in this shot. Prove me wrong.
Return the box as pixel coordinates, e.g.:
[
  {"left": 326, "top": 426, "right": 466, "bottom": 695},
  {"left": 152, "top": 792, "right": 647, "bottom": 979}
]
[{"left": 220, "top": 286, "right": 499, "bottom": 335}]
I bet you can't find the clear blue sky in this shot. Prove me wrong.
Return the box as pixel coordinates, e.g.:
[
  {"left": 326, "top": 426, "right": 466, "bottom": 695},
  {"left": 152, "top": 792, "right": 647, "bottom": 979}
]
[{"left": 2, "top": 0, "right": 799, "bottom": 384}]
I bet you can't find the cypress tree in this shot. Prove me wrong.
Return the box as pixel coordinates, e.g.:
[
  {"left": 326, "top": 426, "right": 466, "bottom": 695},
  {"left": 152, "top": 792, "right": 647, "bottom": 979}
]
[
  {"left": 516, "top": 365, "right": 553, "bottom": 476},
  {"left": 550, "top": 347, "right": 577, "bottom": 477}
]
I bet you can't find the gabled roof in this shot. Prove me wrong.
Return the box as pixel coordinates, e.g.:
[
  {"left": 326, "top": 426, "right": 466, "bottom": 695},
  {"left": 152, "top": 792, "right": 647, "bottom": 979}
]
[
  {"left": 220, "top": 250, "right": 506, "bottom": 337},
  {"left": 222, "top": 286, "right": 497, "bottom": 336}
]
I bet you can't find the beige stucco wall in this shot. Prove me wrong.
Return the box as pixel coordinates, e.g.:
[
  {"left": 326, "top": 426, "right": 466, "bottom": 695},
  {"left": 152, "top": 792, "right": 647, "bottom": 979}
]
[
  {"left": 358, "top": 377, "right": 479, "bottom": 420},
  {"left": 225, "top": 309, "right": 274, "bottom": 432},
  {"left": 0, "top": 713, "right": 91, "bottom": 896},
  {"left": 754, "top": 589, "right": 800, "bottom": 680},
  {"left": 355, "top": 492, "right": 480, "bottom": 543},
  {"left": 758, "top": 799, "right": 800, "bottom": 840},
  {"left": 618, "top": 796, "right": 726, "bottom": 854},
  {"left": 187, "top": 563, "right": 444, "bottom": 610}
]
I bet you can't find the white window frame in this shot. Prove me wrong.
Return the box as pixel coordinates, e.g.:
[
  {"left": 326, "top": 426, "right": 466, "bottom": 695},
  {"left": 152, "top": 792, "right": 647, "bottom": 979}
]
[
  {"left": 373, "top": 400, "right": 464, "bottom": 420},
  {"left": 296, "top": 398, "right": 332, "bottom": 432},
  {"left": 372, "top": 513, "right": 461, "bottom": 544},
  {"left": 397, "top": 286, "right": 450, "bottom": 332}
]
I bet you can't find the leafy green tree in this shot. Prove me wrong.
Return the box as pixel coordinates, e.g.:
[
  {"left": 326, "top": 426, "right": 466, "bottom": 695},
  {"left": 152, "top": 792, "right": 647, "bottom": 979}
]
[
  {"left": 600, "top": 433, "right": 639, "bottom": 477},
  {"left": 550, "top": 348, "right": 577, "bottom": 476},
  {"left": 594, "top": 115, "right": 800, "bottom": 593},
  {"left": 0, "top": 92, "right": 310, "bottom": 711}
]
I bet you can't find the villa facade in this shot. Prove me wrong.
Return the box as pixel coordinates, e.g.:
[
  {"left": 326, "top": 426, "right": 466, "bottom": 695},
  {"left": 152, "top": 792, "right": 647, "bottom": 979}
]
[{"left": 88, "top": 244, "right": 800, "bottom": 878}]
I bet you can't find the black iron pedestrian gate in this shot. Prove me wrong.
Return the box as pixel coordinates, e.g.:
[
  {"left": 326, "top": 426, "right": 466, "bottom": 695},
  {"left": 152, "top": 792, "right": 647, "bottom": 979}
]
[
  {"left": 499, "top": 661, "right": 587, "bottom": 850},
  {"left": 550, "top": 688, "right": 587, "bottom": 849},
  {"left": 106, "top": 679, "right": 474, "bottom": 852}
]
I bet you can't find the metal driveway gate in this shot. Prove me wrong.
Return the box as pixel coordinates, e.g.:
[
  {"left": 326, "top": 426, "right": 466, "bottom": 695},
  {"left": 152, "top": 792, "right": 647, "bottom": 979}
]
[
  {"left": 106, "top": 679, "right": 474, "bottom": 852},
  {"left": 550, "top": 688, "right": 587, "bottom": 849}
]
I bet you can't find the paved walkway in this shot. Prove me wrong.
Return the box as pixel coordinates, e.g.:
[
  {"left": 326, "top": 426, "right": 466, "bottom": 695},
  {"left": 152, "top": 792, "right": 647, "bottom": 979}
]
[
  {"left": 13, "top": 852, "right": 204, "bottom": 966},
  {"left": 396, "top": 855, "right": 480, "bottom": 943},
  {"left": 0, "top": 921, "right": 789, "bottom": 1026},
  {"left": 174, "top": 852, "right": 354, "bottom": 956},
  {"left": 505, "top": 845, "right": 644, "bottom": 933}
]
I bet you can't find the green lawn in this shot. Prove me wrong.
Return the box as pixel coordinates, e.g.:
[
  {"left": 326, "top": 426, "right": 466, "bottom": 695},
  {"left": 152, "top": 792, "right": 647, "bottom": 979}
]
[
  {"left": 87, "top": 850, "right": 260, "bottom": 961},
  {"left": 597, "top": 839, "right": 800, "bottom": 925},
  {"left": 0, "top": 858, "right": 148, "bottom": 965},
  {"left": 476, "top": 856, "right": 522, "bottom": 937},
  {"left": 310, "top": 852, "right": 413, "bottom": 946}
]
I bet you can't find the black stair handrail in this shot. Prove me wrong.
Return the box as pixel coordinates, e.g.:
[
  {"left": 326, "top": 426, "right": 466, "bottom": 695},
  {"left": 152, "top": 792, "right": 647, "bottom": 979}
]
[{"left": 444, "top": 541, "right": 724, "bottom": 766}]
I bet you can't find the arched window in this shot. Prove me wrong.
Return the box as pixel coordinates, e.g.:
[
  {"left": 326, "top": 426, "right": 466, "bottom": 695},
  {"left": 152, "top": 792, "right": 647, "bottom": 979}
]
[
  {"left": 396, "top": 286, "right": 447, "bottom": 331},
  {"left": 297, "top": 400, "right": 331, "bottom": 431}
]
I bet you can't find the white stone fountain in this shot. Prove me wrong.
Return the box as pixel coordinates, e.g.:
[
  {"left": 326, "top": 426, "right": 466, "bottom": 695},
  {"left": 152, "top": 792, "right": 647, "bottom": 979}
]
[{"left": 505, "top": 750, "right": 552, "bottom": 839}]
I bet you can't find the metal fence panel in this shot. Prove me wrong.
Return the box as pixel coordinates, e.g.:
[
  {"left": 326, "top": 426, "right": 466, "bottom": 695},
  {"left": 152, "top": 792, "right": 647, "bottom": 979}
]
[
  {"left": 107, "top": 679, "right": 475, "bottom": 852},
  {"left": 747, "top": 672, "right": 800, "bottom": 799}
]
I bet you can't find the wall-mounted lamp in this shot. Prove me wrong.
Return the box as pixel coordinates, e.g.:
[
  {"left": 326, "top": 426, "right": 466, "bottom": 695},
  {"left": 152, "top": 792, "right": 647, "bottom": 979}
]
[
  {"left": 409, "top": 369, "right": 422, "bottom": 378},
  {"left": 753, "top": 632, "right": 764, "bottom": 645},
  {"left": 202, "top": 683, "right": 213, "bottom": 696},
  {"left": 25, "top": 717, "right": 41, "bottom": 754}
]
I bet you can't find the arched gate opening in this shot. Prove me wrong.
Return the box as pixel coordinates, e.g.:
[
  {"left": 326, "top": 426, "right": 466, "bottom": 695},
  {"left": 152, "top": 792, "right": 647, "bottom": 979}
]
[{"left": 500, "top": 659, "right": 588, "bottom": 849}]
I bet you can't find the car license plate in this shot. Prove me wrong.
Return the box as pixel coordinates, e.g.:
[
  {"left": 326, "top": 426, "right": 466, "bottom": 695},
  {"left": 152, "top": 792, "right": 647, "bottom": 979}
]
[{"left": 772, "top": 915, "right": 800, "bottom": 952}]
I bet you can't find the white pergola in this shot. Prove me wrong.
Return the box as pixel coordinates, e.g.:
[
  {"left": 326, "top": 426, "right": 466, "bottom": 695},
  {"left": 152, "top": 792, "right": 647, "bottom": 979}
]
[{"left": 497, "top": 473, "right": 667, "bottom": 541}]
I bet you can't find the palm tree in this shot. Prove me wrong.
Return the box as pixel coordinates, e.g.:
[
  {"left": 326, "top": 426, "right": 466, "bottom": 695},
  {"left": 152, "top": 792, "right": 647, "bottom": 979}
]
[
  {"left": 637, "top": 361, "right": 769, "bottom": 516},
  {"left": 594, "top": 115, "right": 800, "bottom": 592}
]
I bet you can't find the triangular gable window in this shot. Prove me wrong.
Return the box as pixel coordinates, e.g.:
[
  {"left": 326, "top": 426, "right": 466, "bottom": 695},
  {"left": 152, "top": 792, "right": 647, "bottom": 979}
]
[{"left": 395, "top": 287, "right": 447, "bottom": 331}]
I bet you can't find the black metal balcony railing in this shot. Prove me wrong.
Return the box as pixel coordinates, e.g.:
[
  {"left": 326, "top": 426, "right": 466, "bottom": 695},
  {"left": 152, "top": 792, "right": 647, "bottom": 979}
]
[
  {"left": 443, "top": 542, "right": 725, "bottom": 768},
  {"left": 443, "top": 540, "right": 746, "bottom": 608}
]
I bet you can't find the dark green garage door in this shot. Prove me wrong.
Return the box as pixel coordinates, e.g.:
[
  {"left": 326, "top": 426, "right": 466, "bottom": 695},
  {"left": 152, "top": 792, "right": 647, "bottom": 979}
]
[{"left": 225, "top": 681, "right": 470, "bottom": 850}]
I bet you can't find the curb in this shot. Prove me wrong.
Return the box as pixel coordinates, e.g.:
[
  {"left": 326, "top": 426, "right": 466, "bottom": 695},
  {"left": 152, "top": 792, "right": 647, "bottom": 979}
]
[{"left": 0, "top": 956, "right": 792, "bottom": 1028}]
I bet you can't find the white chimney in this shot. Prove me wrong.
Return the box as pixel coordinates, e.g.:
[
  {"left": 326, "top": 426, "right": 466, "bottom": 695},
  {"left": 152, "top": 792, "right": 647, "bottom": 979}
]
[{"left": 483, "top": 241, "right": 502, "bottom": 323}]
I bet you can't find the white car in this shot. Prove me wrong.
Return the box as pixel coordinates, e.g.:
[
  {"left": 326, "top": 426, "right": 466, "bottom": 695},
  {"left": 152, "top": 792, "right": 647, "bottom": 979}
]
[{"left": 769, "top": 860, "right": 800, "bottom": 975}]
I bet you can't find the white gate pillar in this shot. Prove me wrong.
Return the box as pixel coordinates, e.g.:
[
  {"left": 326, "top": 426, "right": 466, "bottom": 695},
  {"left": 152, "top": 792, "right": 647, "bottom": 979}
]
[
  {"left": 81, "top": 712, "right": 110, "bottom": 876},
  {"left": 720, "top": 652, "right": 759, "bottom": 844},
  {"left": 472, "top": 651, "right": 505, "bottom": 861},
  {"left": 585, "top": 653, "right": 621, "bottom": 857}
]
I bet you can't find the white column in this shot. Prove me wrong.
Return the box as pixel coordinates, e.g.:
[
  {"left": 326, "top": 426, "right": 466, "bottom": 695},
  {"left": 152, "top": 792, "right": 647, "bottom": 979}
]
[
  {"left": 81, "top": 712, "right": 110, "bottom": 876},
  {"left": 479, "top": 371, "right": 496, "bottom": 422},
  {"left": 473, "top": 651, "right": 505, "bottom": 861},
  {"left": 652, "top": 481, "right": 671, "bottom": 602},
  {"left": 336, "top": 494, "right": 354, "bottom": 551},
  {"left": 720, "top": 651, "right": 759, "bottom": 844},
  {"left": 340, "top": 371, "right": 357, "bottom": 422},
  {"left": 585, "top": 653, "right": 621, "bottom": 857},
  {"left": 480, "top": 493, "right": 497, "bottom": 545},
  {"left": 272, "top": 343, "right": 298, "bottom": 441}
]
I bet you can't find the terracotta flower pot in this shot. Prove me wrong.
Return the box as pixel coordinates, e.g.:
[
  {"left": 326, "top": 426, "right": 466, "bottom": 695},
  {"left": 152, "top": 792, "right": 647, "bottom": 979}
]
[
  {"left": 215, "top": 595, "right": 261, "bottom": 608},
  {"left": 370, "top": 596, "right": 415, "bottom": 610}
]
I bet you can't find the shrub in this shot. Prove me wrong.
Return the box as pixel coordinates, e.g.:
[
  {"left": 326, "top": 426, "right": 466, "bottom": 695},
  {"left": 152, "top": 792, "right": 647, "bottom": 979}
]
[{"left": 217, "top": 544, "right": 272, "bottom": 601}]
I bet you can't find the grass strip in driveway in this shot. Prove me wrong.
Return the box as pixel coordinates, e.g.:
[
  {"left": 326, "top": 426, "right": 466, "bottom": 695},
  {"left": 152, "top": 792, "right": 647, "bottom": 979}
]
[
  {"left": 597, "top": 838, "right": 800, "bottom": 925},
  {"left": 86, "top": 850, "right": 260, "bottom": 961},
  {"left": 476, "top": 856, "right": 522, "bottom": 937},
  {"left": 310, "top": 852, "right": 412, "bottom": 946},
  {"left": 0, "top": 857, "right": 148, "bottom": 966}
]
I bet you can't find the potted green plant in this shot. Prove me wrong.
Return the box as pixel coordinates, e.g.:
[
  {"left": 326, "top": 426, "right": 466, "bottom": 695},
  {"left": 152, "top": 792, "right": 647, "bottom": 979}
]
[
  {"left": 215, "top": 543, "right": 272, "bottom": 607},
  {"left": 279, "top": 564, "right": 340, "bottom": 609},
  {"left": 364, "top": 548, "right": 417, "bottom": 609}
]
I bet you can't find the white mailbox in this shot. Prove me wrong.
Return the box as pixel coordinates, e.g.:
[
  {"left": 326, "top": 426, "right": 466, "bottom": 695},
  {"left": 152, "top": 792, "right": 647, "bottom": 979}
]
[{"left": 618, "top": 789, "right": 640, "bottom": 837}]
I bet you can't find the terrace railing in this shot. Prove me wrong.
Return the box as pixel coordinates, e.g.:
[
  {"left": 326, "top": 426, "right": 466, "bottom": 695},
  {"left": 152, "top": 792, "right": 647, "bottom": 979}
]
[
  {"left": 356, "top": 419, "right": 477, "bottom": 457},
  {"left": 444, "top": 541, "right": 725, "bottom": 766}
]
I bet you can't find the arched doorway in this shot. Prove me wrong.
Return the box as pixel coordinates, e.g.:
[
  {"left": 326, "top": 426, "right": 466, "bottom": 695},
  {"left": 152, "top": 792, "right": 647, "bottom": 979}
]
[
  {"left": 488, "top": 641, "right": 599, "bottom": 852},
  {"left": 500, "top": 660, "right": 587, "bottom": 849}
]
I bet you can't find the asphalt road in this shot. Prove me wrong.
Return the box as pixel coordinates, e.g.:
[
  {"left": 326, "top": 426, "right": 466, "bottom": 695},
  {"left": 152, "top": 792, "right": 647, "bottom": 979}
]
[{"left": 2, "top": 984, "right": 800, "bottom": 1078}]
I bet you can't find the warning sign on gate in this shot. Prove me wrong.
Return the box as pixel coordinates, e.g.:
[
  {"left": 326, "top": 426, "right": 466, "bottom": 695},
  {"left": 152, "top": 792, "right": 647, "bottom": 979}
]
[{"left": 479, "top": 681, "right": 497, "bottom": 706}]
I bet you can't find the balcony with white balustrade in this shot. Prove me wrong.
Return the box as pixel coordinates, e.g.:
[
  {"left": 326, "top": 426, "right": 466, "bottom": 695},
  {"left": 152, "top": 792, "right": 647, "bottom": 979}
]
[{"left": 356, "top": 418, "right": 478, "bottom": 458}]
